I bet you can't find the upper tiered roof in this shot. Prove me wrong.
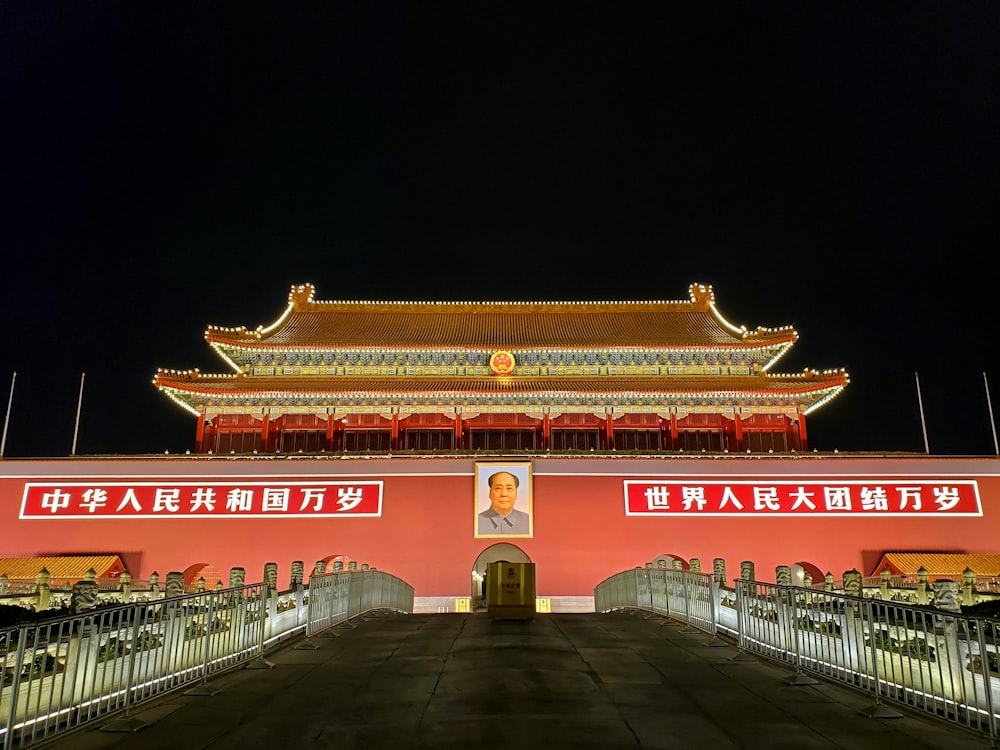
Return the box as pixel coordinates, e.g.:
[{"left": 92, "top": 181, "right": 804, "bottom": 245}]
[{"left": 205, "top": 282, "right": 798, "bottom": 353}]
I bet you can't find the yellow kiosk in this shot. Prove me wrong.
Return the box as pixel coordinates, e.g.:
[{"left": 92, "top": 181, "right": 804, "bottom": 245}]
[{"left": 485, "top": 561, "right": 536, "bottom": 620}]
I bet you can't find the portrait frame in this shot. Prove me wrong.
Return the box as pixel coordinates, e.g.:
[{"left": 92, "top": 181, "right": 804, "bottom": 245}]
[{"left": 474, "top": 461, "right": 533, "bottom": 538}]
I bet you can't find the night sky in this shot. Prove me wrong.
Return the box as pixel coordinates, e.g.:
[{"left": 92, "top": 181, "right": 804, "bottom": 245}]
[{"left": 2, "top": 4, "right": 998, "bottom": 458}]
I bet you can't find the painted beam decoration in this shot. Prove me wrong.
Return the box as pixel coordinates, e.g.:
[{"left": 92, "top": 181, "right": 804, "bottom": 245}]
[
  {"left": 623, "top": 479, "right": 981, "bottom": 516},
  {"left": 20, "top": 480, "right": 383, "bottom": 518}
]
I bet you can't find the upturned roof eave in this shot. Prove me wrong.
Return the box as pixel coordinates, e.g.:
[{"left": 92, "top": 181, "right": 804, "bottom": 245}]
[{"left": 154, "top": 373, "right": 848, "bottom": 402}]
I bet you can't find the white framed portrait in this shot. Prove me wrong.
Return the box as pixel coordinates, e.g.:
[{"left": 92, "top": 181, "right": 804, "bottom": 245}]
[{"left": 474, "top": 461, "right": 533, "bottom": 538}]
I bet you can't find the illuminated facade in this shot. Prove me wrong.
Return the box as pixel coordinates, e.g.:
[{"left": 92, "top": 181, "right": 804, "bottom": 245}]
[{"left": 154, "top": 283, "right": 849, "bottom": 454}]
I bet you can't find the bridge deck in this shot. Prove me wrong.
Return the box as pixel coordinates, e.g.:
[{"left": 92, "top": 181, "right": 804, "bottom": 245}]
[{"left": 45, "top": 611, "right": 991, "bottom": 750}]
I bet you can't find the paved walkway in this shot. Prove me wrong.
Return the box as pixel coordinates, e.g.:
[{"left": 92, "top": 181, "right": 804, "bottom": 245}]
[{"left": 44, "top": 610, "right": 993, "bottom": 750}]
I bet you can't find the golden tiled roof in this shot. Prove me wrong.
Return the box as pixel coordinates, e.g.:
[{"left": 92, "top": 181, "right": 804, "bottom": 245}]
[
  {"left": 0, "top": 555, "right": 124, "bottom": 581},
  {"left": 204, "top": 282, "right": 798, "bottom": 350},
  {"left": 872, "top": 553, "right": 1000, "bottom": 577}
]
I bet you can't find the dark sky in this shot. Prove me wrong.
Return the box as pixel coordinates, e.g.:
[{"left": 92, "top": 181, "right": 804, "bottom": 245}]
[{"left": 2, "top": 3, "right": 998, "bottom": 458}]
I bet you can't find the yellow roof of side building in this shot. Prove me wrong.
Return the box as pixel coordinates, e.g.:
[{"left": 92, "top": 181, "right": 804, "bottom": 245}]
[
  {"left": 0, "top": 555, "right": 126, "bottom": 582},
  {"left": 872, "top": 552, "right": 1000, "bottom": 577}
]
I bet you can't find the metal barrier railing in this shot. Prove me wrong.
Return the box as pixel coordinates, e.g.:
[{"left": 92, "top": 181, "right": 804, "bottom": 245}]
[
  {"left": 595, "top": 570, "right": 1000, "bottom": 742},
  {"left": 305, "top": 570, "right": 413, "bottom": 638},
  {"left": 0, "top": 583, "right": 265, "bottom": 749},
  {"left": 1, "top": 571, "right": 414, "bottom": 749},
  {"left": 597, "top": 568, "right": 722, "bottom": 639}
]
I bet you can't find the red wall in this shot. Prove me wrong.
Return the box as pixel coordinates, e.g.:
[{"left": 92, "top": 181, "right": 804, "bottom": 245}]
[{"left": 2, "top": 455, "right": 999, "bottom": 597}]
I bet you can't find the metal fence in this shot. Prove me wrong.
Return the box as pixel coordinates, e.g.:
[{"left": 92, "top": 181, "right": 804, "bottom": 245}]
[
  {"left": 1, "top": 570, "right": 413, "bottom": 749},
  {"left": 306, "top": 570, "right": 414, "bottom": 637},
  {"left": 595, "top": 567, "right": 722, "bottom": 638},
  {"left": 595, "top": 569, "right": 1000, "bottom": 742}
]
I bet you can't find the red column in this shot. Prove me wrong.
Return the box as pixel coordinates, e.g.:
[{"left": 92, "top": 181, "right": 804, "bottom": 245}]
[
  {"left": 332, "top": 418, "right": 344, "bottom": 452},
  {"left": 734, "top": 413, "right": 743, "bottom": 453},
  {"left": 260, "top": 414, "right": 270, "bottom": 452},
  {"left": 195, "top": 414, "right": 206, "bottom": 453},
  {"left": 542, "top": 413, "right": 550, "bottom": 451},
  {"left": 605, "top": 413, "right": 615, "bottom": 449},
  {"left": 797, "top": 412, "right": 808, "bottom": 451},
  {"left": 391, "top": 413, "right": 400, "bottom": 452},
  {"left": 325, "top": 415, "right": 334, "bottom": 451},
  {"left": 669, "top": 413, "right": 678, "bottom": 450},
  {"left": 454, "top": 413, "right": 463, "bottom": 450}
]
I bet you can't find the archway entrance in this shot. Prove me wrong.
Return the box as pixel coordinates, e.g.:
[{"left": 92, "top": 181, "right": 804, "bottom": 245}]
[{"left": 472, "top": 543, "right": 531, "bottom": 609}]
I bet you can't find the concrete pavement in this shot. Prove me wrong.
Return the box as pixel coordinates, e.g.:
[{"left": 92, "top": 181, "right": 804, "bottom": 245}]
[{"left": 40, "top": 610, "right": 994, "bottom": 750}]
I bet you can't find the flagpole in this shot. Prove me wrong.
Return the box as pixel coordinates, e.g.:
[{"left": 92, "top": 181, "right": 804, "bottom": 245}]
[
  {"left": 1, "top": 371, "right": 15, "bottom": 458},
  {"left": 71, "top": 372, "right": 85, "bottom": 456},
  {"left": 914, "top": 372, "right": 929, "bottom": 455},
  {"left": 985, "top": 372, "right": 999, "bottom": 456}
]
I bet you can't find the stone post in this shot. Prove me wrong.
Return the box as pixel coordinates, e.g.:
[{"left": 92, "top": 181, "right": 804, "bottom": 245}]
[
  {"left": 843, "top": 569, "right": 862, "bottom": 599},
  {"left": 149, "top": 571, "right": 160, "bottom": 599},
  {"left": 740, "top": 561, "right": 755, "bottom": 581},
  {"left": 930, "top": 579, "right": 974, "bottom": 702},
  {"left": 671, "top": 559, "right": 683, "bottom": 571},
  {"left": 879, "top": 568, "right": 891, "bottom": 600},
  {"left": 962, "top": 567, "right": 976, "bottom": 607},
  {"left": 264, "top": 562, "right": 278, "bottom": 591},
  {"left": 197, "top": 577, "right": 206, "bottom": 593},
  {"left": 802, "top": 573, "right": 813, "bottom": 604},
  {"left": 291, "top": 561, "right": 306, "bottom": 626},
  {"left": 291, "top": 561, "right": 305, "bottom": 589},
  {"left": 657, "top": 559, "right": 667, "bottom": 569},
  {"left": 348, "top": 561, "right": 358, "bottom": 572},
  {"left": 70, "top": 580, "right": 99, "bottom": 614},
  {"left": 165, "top": 572, "right": 185, "bottom": 598},
  {"left": 775, "top": 565, "right": 792, "bottom": 586},
  {"left": 314, "top": 560, "right": 326, "bottom": 577},
  {"left": 645, "top": 562, "right": 653, "bottom": 569},
  {"left": 824, "top": 572, "right": 835, "bottom": 592},
  {"left": 229, "top": 567, "right": 245, "bottom": 589},
  {"left": 333, "top": 560, "right": 344, "bottom": 573},
  {"left": 36, "top": 567, "right": 51, "bottom": 611},
  {"left": 120, "top": 570, "right": 133, "bottom": 602},
  {"left": 916, "top": 567, "right": 930, "bottom": 605},
  {"left": 713, "top": 558, "right": 726, "bottom": 584},
  {"left": 931, "top": 579, "right": 960, "bottom": 613},
  {"left": 263, "top": 563, "right": 278, "bottom": 640},
  {"left": 0, "top": 573, "right": 7, "bottom": 595},
  {"left": 361, "top": 563, "right": 370, "bottom": 571},
  {"left": 689, "top": 558, "right": 701, "bottom": 573},
  {"left": 840, "top": 569, "right": 867, "bottom": 678}
]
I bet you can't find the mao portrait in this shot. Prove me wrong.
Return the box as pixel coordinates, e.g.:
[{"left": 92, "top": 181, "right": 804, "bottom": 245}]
[{"left": 474, "top": 462, "right": 533, "bottom": 538}]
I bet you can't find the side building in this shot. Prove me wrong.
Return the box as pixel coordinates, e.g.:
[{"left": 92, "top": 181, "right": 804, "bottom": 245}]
[{"left": 153, "top": 282, "right": 849, "bottom": 455}]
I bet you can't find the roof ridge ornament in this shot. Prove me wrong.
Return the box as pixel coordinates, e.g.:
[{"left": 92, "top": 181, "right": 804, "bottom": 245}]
[
  {"left": 688, "top": 283, "right": 715, "bottom": 305},
  {"left": 289, "top": 284, "right": 316, "bottom": 306}
]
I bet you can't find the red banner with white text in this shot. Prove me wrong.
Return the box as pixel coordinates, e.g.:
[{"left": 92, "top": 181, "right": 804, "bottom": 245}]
[
  {"left": 624, "top": 479, "right": 981, "bottom": 516},
  {"left": 20, "top": 480, "right": 383, "bottom": 519}
]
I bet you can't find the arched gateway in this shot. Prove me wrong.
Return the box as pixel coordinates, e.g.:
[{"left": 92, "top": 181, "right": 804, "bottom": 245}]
[{"left": 472, "top": 543, "right": 532, "bottom": 606}]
